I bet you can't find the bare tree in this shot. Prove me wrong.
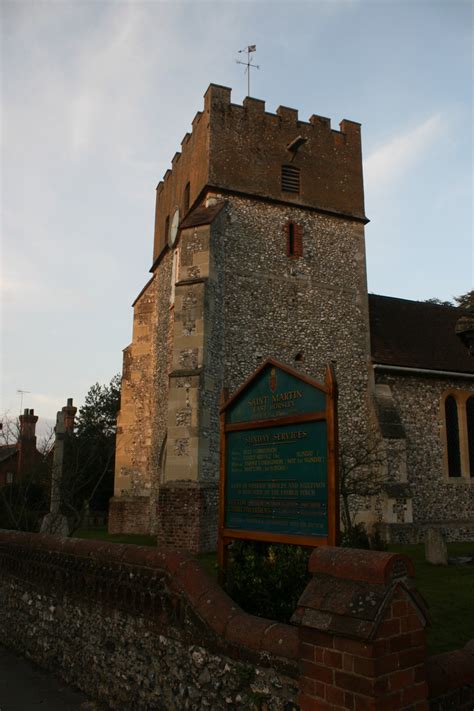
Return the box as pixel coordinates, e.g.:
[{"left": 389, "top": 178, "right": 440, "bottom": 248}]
[
  {"left": 0, "top": 412, "right": 20, "bottom": 445},
  {"left": 339, "top": 429, "right": 387, "bottom": 534}
]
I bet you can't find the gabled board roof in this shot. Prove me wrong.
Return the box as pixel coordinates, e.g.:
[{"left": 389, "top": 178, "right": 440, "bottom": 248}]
[
  {"left": 369, "top": 294, "right": 474, "bottom": 374},
  {"left": 179, "top": 201, "right": 225, "bottom": 230},
  {"left": 221, "top": 358, "right": 329, "bottom": 425}
]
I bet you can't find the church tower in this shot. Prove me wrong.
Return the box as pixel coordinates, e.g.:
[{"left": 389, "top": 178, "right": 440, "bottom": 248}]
[{"left": 109, "top": 84, "right": 371, "bottom": 551}]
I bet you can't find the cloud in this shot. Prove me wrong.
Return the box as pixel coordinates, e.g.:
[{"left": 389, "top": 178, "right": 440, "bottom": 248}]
[
  {"left": 363, "top": 113, "right": 444, "bottom": 192},
  {"left": 69, "top": 3, "right": 153, "bottom": 159},
  {"left": 32, "top": 392, "right": 66, "bottom": 412}
]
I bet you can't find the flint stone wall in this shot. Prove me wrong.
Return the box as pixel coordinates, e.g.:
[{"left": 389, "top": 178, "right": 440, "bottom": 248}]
[
  {"left": 205, "top": 196, "right": 372, "bottom": 483},
  {"left": 375, "top": 373, "right": 474, "bottom": 540},
  {"left": 0, "top": 531, "right": 298, "bottom": 711},
  {"left": 1, "top": 532, "right": 473, "bottom": 710}
]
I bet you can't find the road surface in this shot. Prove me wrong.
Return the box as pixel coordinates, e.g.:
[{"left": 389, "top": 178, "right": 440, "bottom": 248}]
[{"left": 0, "top": 645, "right": 102, "bottom": 711}]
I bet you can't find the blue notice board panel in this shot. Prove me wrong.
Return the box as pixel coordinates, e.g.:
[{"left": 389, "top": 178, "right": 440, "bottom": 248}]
[
  {"left": 226, "top": 364, "right": 326, "bottom": 424},
  {"left": 225, "top": 420, "right": 328, "bottom": 537}
]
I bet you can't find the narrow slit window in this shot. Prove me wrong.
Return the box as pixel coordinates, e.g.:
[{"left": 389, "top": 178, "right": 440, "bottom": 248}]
[
  {"left": 164, "top": 215, "right": 170, "bottom": 244},
  {"left": 288, "top": 222, "right": 295, "bottom": 255},
  {"left": 466, "top": 396, "right": 474, "bottom": 477},
  {"left": 285, "top": 221, "right": 303, "bottom": 257},
  {"left": 445, "top": 395, "right": 461, "bottom": 477},
  {"left": 281, "top": 165, "right": 300, "bottom": 194}
]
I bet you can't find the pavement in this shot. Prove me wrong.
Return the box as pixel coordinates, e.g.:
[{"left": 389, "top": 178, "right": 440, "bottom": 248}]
[{"left": 0, "top": 646, "right": 102, "bottom": 711}]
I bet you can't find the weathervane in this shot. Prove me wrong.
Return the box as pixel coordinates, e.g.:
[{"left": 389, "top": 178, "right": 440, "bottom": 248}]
[{"left": 236, "top": 44, "right": 259, "bottom": 97}]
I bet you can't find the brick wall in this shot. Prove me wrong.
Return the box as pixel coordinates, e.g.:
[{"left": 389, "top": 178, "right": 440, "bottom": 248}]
[
  {"left": 108, "top": 496, "right": 150, "bottom": 535},
  {"left": 1, "top": 532, "right": 473, "bottom": 710},
  {"left": 155, "top": 482, "right": 218, "bottom": 552},
  {"left": 298, "top": 589, "right": 428, "bottom": 709},
  {"left": 427, "top": 643, "right": 474, "bottom": 710}
]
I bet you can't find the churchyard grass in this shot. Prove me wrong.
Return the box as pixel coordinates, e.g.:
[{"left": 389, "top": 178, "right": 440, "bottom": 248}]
[
  {"left": 75, "top": 526, "right": 156, "bottom": 547},
  {"left": 390, "top": 542, "right": 474, "bottom": 655}
]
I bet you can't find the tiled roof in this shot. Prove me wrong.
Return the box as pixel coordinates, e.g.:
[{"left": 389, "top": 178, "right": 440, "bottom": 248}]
[
  {"left": 0, "top": 445, "right": 17, "bottom": 463},
  {"left": 369, "top": 294, "right": 474, "bottom": 374},
  {"left": 179, "top": 201, "right": 225, "bottom": 229}
]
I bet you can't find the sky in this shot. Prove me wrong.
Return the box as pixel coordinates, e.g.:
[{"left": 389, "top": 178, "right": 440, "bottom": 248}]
[{"left": 1, "top": 0, "right": 472, "bottom": 424}]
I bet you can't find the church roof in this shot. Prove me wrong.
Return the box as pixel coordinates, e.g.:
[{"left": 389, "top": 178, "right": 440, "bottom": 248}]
[
  {"left": 179, "top": 201, "right": 225, "bottom": 229},
  {"left": 369, "top": 294, "right": 474, "bottom": 374}
]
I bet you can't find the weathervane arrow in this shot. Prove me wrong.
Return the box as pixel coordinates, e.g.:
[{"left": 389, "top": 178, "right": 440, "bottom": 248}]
[{"left": 236, "top": 44, "right": 260, "bottom": 97}]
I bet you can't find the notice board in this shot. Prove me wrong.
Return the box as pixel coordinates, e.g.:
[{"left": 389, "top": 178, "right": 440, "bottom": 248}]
[{"left": 218, "top": 358, "right": 339, "bottom": 571}]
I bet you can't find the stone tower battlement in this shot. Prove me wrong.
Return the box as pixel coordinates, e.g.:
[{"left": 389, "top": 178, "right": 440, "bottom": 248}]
[{"left": 152, "top": 84, "right": 367, "bottom": 264}]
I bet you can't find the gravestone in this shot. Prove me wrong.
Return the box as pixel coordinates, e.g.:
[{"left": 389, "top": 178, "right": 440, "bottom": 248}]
[{"left": 424, "top": 527, "right": 448, "bottom": 565}]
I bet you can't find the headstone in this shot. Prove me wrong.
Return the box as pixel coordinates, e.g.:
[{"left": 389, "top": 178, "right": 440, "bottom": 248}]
[
  {"left": 40, "top": 512, "right": 69, "bottom": 536},
  {"left": 424, "top": 527, "right": 448, "bottom": 565}
]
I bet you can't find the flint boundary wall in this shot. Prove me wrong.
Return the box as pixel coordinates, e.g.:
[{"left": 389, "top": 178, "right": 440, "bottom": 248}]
[{"left": 0, "top": 531, "right": 473, "bottom": 710}]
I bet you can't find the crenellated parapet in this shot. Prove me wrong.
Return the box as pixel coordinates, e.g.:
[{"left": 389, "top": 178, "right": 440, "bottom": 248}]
[
  {"left": 152, "top": 107, "right": 208, "bottom": 263},
  {"left": 152, "top": 83, "right": 366, "bottom": 265}
]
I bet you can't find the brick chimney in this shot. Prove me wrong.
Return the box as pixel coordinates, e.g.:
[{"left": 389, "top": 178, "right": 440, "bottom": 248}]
[
  {"left": 62, "top": 398, "right": 77, "bottom": 434},
  {"left": 19, "top": 408, "right": 38, "bottom": 440},
  {"left": 17, "top": 408, "right": 39, "bottom": 479}
]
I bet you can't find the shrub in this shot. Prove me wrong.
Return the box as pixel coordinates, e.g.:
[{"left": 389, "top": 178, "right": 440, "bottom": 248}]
[
  {"left": 224, "top": 541, "right": 311, "bottom": 623},
  {"left": 340, "top": 522, "right": 387, "bottom": 551}
]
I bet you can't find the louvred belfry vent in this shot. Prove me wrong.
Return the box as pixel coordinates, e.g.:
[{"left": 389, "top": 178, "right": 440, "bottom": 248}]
[{"left": 281, "top": 165, "right": 300, "bottom": 194}]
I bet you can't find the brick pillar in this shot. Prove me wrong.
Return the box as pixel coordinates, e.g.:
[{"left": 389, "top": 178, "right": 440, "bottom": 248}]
[
  {"left": 155, "top": 481, "right": 218, "bottom": 553},
  {"left": 292, "top": 547, "right": 430, "bottom": 710}
]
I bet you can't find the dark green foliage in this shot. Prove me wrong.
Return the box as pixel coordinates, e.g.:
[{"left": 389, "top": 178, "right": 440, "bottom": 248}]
[
  {"left": 454, "top": 289, "right": 474, "bottom": 311},
  {"left": 61, "top": 374, "right": 120, "bottom": 526},
  {"left": 424, "top": 290, "right": 473, "bottom": 310},
  {"left": 224, "top": 541, "right": 311, "bottom": 623},
  {"left": 425, "top": 297, "right": 454, "bottom": 307},
  {"left": 75, "top": 374, "right": 121, "bottom": 440},
  {"left": 340, "top": 522, "right": 387, "bottom": 551}
]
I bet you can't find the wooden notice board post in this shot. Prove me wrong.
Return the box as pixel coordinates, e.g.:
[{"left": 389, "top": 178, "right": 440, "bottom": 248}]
[{"left": 218, "top": 358, "right": 339, "bottom": 575}]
